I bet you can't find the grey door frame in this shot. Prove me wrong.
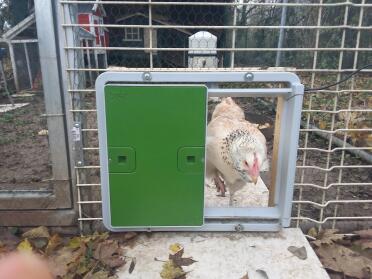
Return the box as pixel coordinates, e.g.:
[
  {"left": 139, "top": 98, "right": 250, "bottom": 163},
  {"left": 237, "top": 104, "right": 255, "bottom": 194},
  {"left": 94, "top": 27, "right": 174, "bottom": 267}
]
[{"left": 0, "top": 0, "right": 77, "bottom": 226}]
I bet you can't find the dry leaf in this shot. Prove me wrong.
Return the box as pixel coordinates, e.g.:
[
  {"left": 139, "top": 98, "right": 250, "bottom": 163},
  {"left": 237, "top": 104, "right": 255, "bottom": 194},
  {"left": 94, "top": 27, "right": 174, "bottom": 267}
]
[
  {"left": 17, "top": 238, "right": 33, "bottom": 252},
  {"left": 110, "top": 232, "right": 137, "bottom": 244},
  {"left": 316, "top": 243, "right": 372, "bottom": 279},
  {"left": 129, "top": 257, "right": 136, "bottom": 274},
  {"left": 160, "top": 260, "right": 186, "bottom": 279},
  {"left": 22, "top": 226, "right": 50, "bottom": 239},
  {"left": 45, "top": 234, "right": 62, "bottom": 255},
  {"left": 47, "top": 246, "right": 83, "bottom": 278},
  {"left": 313, "top": 229, "right": 345, "bottom": 247},
  {"left": 0, "top": 228, "right": 20, "bottom": 249},
  {"left": 93, "top": 240, "right": 125, "bottom": 268},
  {"left": 0, "top": 241, "right": 7, "bottom": 254},
  {"left": 68, "top": 236, "right": 83, "bottom": 249},
  {"left": 169, "top": 243, "right": 183, "bottom": 254},
  {"left": 307, "top": 227, "right": 318, "bottom": 238},
  {"left": 288, "top": 246, "right": 307, "bottom": 260},
  {"left": 240, "top": 273, "right": 249, "bottom": 279},
  {"left": 84, "top": 270, "right": 117, "bottom": 279},
  {"left": 30, "top": 238, "right": 48, "bottom": 250},
  {"left": 169, "top": 247, "right": 197, "bottom": 267},
  {"left": 318, "top": 120, "right": 326, "bottom": 130}
]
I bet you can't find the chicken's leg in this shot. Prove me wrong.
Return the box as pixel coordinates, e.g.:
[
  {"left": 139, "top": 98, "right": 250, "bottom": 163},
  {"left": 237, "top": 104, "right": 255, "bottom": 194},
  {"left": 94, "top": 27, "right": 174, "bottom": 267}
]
[
  {"left": 214, "top": 175, "right": 226, "bottom": 197},
  {"left": 229, "top": 189, "right": 236, "bottom": 206}
]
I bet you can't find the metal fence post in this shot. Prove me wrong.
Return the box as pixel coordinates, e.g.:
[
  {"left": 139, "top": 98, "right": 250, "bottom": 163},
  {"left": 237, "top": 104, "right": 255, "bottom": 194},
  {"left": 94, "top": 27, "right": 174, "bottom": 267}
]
[
  {"left": 34, "top": 0, "right": 71, "bottom": 182},
  {"left": 275, "top": 0, "right": 288, "bottom": 67}
]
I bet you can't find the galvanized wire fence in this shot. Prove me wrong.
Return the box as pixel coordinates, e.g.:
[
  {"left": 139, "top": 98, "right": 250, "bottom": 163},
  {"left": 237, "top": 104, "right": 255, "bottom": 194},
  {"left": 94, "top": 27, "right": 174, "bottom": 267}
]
[{"left": 57, "top": 0, "right": 372, "bottom": 233}]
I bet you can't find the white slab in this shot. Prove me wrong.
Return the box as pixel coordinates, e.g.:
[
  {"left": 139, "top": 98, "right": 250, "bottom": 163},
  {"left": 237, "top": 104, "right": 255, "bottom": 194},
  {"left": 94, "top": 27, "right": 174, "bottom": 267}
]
[
  {"left": 118, "top": 228, "right": 329, "bottom": 279},
  {"left": 204, "top": 177, "right": 269, "bottom": 208},
  {"left": 0, "top": 103, "right": 29, "bottom": 113}
]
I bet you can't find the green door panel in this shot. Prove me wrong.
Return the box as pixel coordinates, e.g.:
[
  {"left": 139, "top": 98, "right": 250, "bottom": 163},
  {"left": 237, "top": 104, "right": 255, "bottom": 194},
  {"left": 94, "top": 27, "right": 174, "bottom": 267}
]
[
  {"left": 108, "top": 147, "right": 136, "bottom": 173},
  {"left": 104, "top": 85, "right": 207, "bottom": 227},
  {"left": 178, "top": 147, "right": 205, "bottom": 173}
]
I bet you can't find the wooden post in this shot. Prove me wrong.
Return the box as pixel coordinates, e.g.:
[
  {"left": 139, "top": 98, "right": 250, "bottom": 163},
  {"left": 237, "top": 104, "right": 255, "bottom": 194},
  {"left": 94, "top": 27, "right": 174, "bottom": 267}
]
[
  {"left": 85, "top": 39, "right": 93, "bottom": 85},
  {"left": 269, "top": 97, "right": 284, "bottom": 206},
  {"left": 8, "top": 42, "right": 19, "bottom": 92},
  {"left": 23, "top": 43, "right": 33, "bottom": 89}
]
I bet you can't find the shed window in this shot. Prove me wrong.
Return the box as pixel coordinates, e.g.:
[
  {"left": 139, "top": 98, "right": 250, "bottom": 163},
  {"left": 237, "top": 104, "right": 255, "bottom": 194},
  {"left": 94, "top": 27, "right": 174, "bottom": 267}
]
[{"left": 124, "top": 27, "right": 141, "bottom": 41}]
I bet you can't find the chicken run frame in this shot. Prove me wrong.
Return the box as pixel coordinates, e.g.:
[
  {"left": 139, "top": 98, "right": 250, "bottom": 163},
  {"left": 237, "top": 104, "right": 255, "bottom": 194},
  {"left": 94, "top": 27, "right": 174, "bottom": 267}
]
[
  {"left": 96, "top": 71, "right": 303, "bottom": 231},
  {"left": 2, "top": 0, "right": 370, "bottom": 234}
]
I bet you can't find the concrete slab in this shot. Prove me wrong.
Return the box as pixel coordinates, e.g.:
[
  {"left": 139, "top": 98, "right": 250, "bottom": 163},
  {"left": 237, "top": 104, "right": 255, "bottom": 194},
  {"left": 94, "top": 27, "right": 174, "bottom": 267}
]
[
  {"left": 118, "top": 228, "right": 329, "bottom": 279},
  {"left": 0, "top": 103, "right": 29, "bottom": 113},
  {"left": 204, "top": 177, "right": 269, "bottom": 208}
]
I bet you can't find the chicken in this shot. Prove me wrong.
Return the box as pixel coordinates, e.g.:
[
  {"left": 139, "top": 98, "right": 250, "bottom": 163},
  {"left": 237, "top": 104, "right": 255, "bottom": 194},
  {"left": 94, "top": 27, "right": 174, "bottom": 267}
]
[{"left": 206, "top": 97, "right": 269, "bottom": 206}]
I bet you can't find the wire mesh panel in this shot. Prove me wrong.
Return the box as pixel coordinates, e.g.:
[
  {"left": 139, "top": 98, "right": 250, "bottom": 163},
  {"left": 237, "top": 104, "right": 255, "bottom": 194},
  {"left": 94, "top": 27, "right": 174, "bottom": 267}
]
[{"left": 57, "top": 0, "right": 372, "bottom": 233}]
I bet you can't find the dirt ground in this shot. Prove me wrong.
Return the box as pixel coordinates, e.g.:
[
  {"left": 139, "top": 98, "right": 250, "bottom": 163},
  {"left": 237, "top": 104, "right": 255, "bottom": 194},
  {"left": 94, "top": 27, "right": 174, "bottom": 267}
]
[{"left": 0, "top": 93, "right": 51, "bottom": 190}]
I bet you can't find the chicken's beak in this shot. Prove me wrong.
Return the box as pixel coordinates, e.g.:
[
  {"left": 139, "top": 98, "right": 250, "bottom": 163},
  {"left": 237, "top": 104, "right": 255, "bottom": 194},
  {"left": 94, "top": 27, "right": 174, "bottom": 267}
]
[{"left": 252, "top": 176, "right": 258, "bottom": 185}]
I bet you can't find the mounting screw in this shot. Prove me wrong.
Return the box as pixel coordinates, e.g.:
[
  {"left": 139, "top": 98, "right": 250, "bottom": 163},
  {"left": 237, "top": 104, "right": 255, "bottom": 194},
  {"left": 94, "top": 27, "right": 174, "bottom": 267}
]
[
  {"left": 142, "top": 72, "right": 152, "bottom": 81},
  {"left": 77, "top": 161, "right": 83, "bottom": 166},
  {"left": 235, "top": 224, "right": 244, "bottom": 232},
  {"left": 74, "top": 123, "right": 80, "bottom": 128},
  {"left": 244, "top": 72, "right": 254, "bottom": 82}
]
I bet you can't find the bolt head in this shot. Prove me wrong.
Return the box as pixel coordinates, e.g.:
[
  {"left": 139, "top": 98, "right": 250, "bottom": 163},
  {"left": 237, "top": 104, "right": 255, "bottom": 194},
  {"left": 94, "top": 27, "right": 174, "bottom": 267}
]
[
  {"left": 235, "top": 224, "right": 244, "bottom": 232},
  {"left": 244, "top": 72, "right": 254, "bottom": 82},
  {"left": 142, "top": 72, "right": 152, "bottom": 81},
  {"left": 74, "top": 123, "right": 80, "bottom": 128},
  {"left": 77, "top": 161, "right": 83, "bottom": 166}
]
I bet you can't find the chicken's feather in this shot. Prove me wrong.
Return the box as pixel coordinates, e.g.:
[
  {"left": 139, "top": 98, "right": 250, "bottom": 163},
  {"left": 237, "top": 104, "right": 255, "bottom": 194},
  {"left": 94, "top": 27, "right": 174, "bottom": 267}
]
[{"left": 206, "top": 98, "right": 269, "bottom": 205}]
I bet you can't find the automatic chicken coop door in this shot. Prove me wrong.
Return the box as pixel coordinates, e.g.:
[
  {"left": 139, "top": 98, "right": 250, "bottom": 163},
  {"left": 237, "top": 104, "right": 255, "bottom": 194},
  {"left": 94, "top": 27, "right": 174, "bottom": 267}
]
[{"left": 96, "top": 71, "right": 304, "bottom": 232}]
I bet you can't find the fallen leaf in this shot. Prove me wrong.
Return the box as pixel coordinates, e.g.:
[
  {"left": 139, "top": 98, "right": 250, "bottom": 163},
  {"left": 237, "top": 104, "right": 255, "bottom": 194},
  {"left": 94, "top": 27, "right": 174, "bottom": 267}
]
[
  {"left": 90, "top": 232, "right": 110, "bottom": 243},
  {"left": 169, "top": 248, "right": 197, "bottom": 267},
  {"left": 68, "top": 236, "right": 83, "bottom": 249},
  {"left": 0, "top": 228, "right": 20, "bottom": 250},
  {"left": 255, "top": 269, "right": 269, "bottom": 279},
  {"left": 110, "top": 232, "right": 137, "bottom": 244},
  {"left": 288, "top": 246, "right": 307, "bottom": 260},
  {"left": 22, "top": 226, "right": 50, "bottom": 239},
  {"left": 173, "top": 256, "right": 196, "bottom": 267},
  {"left": 316, "top": 243, "right": 372, "bottom": 279},
  {"left": 319, "top": 120, "right": 326, "bottom": 130},
  {"left": 93, "top": 240, "right": 125, "bottom": 268},
  {"left": 45, "top": 234, "right": 62, "bottom": 255},
  {"left": 17, "top": 239, "right": 33, "bottom": 252},
  {"left": 160, "top": 260, "right": 186, "bottom": 279},
  {"left": 0, "top": 241, "right": 7, "bottom": 254},
  {"left": 313, "top": 229, "right": 345, "bottom": 247},
  {"left": 307, "top": 227, "right": 318, "bottom": 238},
  {"left": 240, "top": 273, "right": 249, "bottom": 279},
  {"left": 47, "top": 246, "right": 83, "bottom": 278},
  {"left": 30, "top": 238, "right": 48, "bottom": 250},
  {"left": 129, "top": 257, "right": 136, "bottom": 274},
  {"left": 169, "top": 243, "right": 183, "bottom": 254},
  {"left": 84, "top": 270, "right": 117, "bottom": 279}
]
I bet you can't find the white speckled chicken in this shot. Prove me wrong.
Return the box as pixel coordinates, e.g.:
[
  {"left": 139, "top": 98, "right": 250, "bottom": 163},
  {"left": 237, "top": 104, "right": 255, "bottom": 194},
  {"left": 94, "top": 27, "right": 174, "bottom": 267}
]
[{"left": 206, "top": 97, "right": 269, "bottom": 206}]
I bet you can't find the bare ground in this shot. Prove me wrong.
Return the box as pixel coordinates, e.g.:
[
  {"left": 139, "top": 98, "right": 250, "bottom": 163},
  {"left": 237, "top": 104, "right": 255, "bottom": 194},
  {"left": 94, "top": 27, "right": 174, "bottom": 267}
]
[{"left": 0, "top": 93, "right": 51, "bottom": 190}]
